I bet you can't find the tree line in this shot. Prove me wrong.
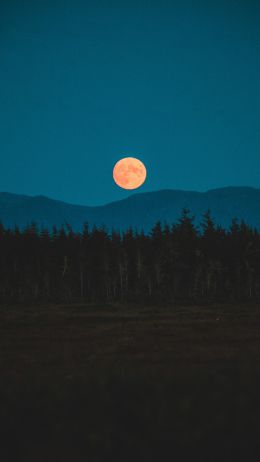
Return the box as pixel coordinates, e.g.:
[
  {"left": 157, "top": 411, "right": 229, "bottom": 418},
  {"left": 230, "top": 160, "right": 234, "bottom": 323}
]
[{"left": 0, "top": 209, "right": 259, "bottom": 305}]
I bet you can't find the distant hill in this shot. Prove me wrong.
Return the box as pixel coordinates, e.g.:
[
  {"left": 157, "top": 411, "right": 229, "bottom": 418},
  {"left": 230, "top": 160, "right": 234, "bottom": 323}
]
[{"left": 0, "top": 187, "right": 260, "bottom": 232}]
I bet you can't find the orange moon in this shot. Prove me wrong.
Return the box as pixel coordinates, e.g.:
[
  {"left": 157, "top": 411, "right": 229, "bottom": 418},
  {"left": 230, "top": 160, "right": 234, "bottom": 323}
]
[{"left": 113, "top": 157, "right": 147, "bottom": 190}]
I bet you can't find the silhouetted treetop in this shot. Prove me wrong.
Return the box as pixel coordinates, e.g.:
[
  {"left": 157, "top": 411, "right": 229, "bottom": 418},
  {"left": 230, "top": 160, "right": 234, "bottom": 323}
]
[{"left": 0, "top": 211, "right": 259, "bottom": 305}]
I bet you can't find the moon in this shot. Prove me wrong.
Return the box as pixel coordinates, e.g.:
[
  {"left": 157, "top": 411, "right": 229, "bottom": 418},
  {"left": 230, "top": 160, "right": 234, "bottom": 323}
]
[{"left": 113, "top": 157, "right": 147, "bottom": 190}]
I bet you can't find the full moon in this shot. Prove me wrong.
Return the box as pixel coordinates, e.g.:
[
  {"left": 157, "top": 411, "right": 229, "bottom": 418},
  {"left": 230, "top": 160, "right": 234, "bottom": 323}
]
[{"left": 113, "top": 157, "right": 147, "bottom": 190}]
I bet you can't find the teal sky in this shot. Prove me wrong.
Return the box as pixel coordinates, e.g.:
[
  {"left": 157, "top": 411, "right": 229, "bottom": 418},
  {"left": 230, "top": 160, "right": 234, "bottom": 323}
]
[{"left": 0, "top": 0, "right": 260, "bottom": 205}]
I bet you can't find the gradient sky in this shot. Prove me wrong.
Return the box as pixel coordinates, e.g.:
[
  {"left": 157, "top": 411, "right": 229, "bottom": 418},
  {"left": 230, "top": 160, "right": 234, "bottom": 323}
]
[{"left": 1, "top": 0, "right": 260, "bottom": 205}]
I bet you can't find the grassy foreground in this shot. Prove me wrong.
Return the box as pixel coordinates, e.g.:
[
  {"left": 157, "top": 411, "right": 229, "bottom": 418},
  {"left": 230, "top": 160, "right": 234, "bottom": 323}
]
[{"left": 1, "top": 303, "right": 260, "bottom": 461}]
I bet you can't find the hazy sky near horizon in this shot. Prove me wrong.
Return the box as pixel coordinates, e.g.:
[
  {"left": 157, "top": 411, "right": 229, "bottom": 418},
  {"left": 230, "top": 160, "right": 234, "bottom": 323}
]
[{"left": 1, "top": 0, "right": 260, "bottom": 205}]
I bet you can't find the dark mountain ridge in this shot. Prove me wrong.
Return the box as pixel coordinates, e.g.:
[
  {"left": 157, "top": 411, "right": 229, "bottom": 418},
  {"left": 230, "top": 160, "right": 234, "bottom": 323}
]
[{"left": 0, "top": 186, "right": 259, "bottom": 232}]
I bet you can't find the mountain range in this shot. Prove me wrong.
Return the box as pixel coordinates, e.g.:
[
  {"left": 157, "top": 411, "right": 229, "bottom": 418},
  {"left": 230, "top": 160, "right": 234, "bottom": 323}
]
[{"left": 0, "top": 187, "right": 259, "bottom": 232}]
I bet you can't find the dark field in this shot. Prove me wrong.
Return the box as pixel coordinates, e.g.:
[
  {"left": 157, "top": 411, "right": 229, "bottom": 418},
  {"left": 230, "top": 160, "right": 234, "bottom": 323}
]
[{"left": 1, "top": 304, "right": 260, "bottom": 461}]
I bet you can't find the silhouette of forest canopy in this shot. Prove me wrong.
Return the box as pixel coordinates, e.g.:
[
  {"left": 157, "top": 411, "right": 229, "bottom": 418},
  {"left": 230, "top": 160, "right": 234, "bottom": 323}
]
[{"left": 0, "top": 209, "right": 259, "bottom": 304}]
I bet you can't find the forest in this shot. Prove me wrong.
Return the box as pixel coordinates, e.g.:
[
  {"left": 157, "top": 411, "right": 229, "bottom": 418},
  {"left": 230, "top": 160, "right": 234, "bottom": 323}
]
[{"left": 0, "top": 209, "right": 259, "bottom": 304}]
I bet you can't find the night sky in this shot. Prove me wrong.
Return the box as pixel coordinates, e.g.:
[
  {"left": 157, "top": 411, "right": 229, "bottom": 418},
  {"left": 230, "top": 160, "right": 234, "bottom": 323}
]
[{"left": 1, "top": 0, "right": 259, "bottom": 205}]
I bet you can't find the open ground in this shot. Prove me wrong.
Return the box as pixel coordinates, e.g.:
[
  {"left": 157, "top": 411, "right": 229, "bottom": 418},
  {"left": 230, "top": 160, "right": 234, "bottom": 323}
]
[{"left": 1, "top": 303, "right": 260, "bottom": 461}]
